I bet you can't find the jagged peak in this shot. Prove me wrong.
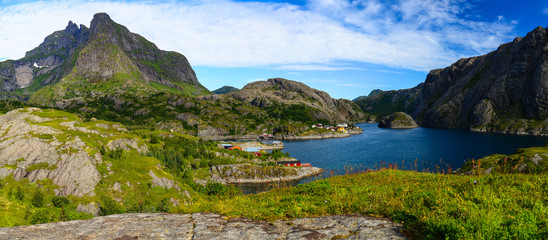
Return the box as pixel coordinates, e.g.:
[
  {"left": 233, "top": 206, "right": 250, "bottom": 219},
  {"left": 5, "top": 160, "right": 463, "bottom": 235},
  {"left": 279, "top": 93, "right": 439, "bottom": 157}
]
[{"left": 65, "top": 20, "right": 79, "bottom": 35}]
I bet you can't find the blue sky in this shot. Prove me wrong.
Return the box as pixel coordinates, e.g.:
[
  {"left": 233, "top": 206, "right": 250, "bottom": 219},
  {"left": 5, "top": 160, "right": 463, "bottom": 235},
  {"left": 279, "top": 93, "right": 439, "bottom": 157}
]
[{"left": 0, "top": 0, "right": 547, "bottom": 99}]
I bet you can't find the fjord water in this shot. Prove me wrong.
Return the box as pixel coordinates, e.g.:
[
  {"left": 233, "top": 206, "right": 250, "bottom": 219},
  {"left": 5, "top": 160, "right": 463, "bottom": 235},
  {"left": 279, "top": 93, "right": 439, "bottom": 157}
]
[
  {"left": 284, "top": 123, "right": 548, "bottom": 174},
  {"left": 236, "top": 123, "right": 547, "bottom": 194}
]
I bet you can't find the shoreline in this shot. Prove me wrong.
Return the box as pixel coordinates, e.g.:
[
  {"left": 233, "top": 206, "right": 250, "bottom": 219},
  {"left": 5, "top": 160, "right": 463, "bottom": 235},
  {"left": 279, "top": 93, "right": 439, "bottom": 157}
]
[{"left": 203, "top": 130, "right": 363, "bottom": 141}]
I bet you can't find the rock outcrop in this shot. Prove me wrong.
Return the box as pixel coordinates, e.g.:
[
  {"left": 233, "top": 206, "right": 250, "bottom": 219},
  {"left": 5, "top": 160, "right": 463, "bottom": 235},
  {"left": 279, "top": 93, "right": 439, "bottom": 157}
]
[
  {"left": 209, "top": 164, "right": 323, "bottom": 184},
  {"left": 355, "top": 26, "right": 548, "bottom": 136},
  {"left": 0, "top": 108, "right": 100, "bottom": 197},
  {"left": 0, "top": 108, "right": 148, "bottom": 197},
  {"left": 0, "top": 213, "right": 406, "bottom": 240},
  {"left": 378, "top": 112, "right": 419, "bottom": 129}
]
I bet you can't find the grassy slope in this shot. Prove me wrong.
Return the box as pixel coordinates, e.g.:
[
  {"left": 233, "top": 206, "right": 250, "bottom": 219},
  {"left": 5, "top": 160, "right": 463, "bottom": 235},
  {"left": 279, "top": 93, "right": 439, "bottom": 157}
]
[{"left": 200, "top": 170, "right": 548, "bottom": 239}]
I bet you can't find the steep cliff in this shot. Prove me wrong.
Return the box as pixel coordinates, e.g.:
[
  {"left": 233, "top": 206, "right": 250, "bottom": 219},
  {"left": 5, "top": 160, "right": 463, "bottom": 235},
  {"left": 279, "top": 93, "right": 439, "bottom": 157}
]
[{"left": 355, "top": 26, "right": 548, "bottom": 135}]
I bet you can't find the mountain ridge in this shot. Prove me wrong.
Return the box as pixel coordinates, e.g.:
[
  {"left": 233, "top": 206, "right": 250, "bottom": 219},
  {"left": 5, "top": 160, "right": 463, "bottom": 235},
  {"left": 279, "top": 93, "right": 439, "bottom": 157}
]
[{"left": 355, "top": 25, "right": 548, "bottom": 136}]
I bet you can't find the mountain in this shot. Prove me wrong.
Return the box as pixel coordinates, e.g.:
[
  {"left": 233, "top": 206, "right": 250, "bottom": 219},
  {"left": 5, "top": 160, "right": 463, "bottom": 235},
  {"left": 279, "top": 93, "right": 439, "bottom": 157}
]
[
  {"left": 212, "top": 86, "right": 239, "bottom": 95},
  {"left": 229, "top": 78, "right": 367, "bottom": 124},
  {"left": 0, "top": 13, "right": 368, "bottom": 139},
  {"left": 355, "top": 26, "right": 548, "bottom": 136},
  {"left": 0, "top": 13, "right": 209, "bottom": 103},
  {"left": 352, "top": 89, "right": 382, "bottom": 102}
]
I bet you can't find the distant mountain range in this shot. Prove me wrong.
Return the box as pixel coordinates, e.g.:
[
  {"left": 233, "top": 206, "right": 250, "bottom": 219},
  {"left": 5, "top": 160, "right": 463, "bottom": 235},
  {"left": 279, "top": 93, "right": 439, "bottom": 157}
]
[{"left": 354, "top": 26, "right": 548, "bottom": 136}]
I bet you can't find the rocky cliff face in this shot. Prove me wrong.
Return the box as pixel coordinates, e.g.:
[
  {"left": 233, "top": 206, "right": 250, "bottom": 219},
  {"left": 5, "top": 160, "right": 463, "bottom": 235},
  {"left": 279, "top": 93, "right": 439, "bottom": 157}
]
[
  {"left": 0, "top": 21, "right": 88, "bottom": 94},
  {"left": 355, "top": 26, "right": 548, "bottom": 136},
  {"left": 0, "top": 13, "right": 208, "bottom": 103},
  {"left": 230, "top": 78, "right": 367, "bottom": 124},
  {"left": 0, "top": 108, "right": 148, "bottom": 197}
]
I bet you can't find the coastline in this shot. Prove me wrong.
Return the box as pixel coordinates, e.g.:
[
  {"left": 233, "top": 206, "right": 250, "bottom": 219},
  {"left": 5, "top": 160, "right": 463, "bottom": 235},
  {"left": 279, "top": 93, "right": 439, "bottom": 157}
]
[
  {"left": 209, "top": 164, "right": 324, "bottom": 184},
  {"left": 203, "top": 129, "right": 363, "bottom": 141}
]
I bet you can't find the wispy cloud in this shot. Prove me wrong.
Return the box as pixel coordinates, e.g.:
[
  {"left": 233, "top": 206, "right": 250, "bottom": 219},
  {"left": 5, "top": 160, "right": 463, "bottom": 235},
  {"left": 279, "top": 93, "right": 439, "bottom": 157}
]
[
  {"left": 277, "top": 65, "right": 362, "bottom": 71},
  {"left": 0, "top": 0, "right": 516, "bottom": 72}
]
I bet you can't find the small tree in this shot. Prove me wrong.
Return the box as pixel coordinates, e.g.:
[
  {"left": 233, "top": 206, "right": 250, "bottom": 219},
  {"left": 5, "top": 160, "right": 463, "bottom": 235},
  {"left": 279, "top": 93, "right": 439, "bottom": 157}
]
[
  {"left": 31, "top": 188, "right": 44, "bottom": 208},
  {"left": 59, "top": 207, "right": 69, "bottom": 221}
]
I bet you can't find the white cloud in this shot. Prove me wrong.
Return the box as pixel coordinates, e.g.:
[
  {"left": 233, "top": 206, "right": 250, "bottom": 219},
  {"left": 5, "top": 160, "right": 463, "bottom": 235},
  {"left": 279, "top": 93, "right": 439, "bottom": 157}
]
[
  {"left": 277, "top": 64, "right": 361, "bottom": 71},
  {"left": 0, "top": 0, "right": 516, "bottom": 72}
]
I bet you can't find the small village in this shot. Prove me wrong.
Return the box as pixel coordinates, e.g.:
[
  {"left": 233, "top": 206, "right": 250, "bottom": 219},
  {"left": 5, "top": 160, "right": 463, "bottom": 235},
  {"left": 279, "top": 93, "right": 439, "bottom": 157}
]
[
  {"left": 218, "top": 140, "right": 312, "bottom": 167},
  {"left": 311, "top": 123, "right": 351, "bottom": 133}
]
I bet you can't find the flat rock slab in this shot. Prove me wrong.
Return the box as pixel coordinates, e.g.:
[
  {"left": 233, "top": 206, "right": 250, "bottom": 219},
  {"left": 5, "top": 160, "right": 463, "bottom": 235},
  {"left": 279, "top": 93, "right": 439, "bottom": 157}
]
[{"left": 0, "top": 213, "right": 406, "bottom": 240}]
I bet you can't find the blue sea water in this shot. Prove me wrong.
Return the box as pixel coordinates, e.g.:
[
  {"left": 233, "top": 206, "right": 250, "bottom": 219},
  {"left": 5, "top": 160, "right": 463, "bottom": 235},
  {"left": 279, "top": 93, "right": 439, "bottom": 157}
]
[
  {"left": 235, "top": 123, "right": 548, "bottom": 193},
  {"left": 283, "top": 123, "right": 548, "bottom": 174}
]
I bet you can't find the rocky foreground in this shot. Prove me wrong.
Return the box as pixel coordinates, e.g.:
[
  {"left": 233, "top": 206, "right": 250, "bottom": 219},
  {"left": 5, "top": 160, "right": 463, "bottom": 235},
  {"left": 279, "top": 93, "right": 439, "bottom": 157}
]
[{"left": 0, "top": 213, "right": 406, "bottom": 240}]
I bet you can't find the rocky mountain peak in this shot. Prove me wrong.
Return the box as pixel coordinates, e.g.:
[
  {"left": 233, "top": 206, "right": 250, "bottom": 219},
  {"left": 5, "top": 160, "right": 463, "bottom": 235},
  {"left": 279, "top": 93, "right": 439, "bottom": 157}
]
[
  {"left": 65, "top": 20, "right": 79, "bottom": 35},
  {"left": 89, "top": 12, "right": 118, "bottom": 37}
]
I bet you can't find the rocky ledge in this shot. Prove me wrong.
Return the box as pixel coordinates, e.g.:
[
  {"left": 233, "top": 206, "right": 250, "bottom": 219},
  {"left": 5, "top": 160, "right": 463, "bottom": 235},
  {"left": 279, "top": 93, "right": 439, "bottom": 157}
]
[
  {"left": 0, "top": 212, "right": 406, "bottom": 240},
  {"left": 378, "top": 112, "right": 418, "bottom": 129},
  {"left": 210, "top": 164, "right": 323, "bottom": 184}
]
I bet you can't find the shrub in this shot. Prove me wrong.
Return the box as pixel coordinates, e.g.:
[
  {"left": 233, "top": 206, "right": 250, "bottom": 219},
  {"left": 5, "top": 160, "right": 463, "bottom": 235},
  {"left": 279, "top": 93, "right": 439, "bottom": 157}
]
[
  {"left": 31, "top": 189, "right": 44, "bottom": 208},
  {"left": 31, "top": 209, "right": 54, "bottom": 224},
  {"left": 99, "top": 195, "right": 123, "bottom": 216},
  {"left": 52, "top": 196, "right": 70, "bottom": 208}
]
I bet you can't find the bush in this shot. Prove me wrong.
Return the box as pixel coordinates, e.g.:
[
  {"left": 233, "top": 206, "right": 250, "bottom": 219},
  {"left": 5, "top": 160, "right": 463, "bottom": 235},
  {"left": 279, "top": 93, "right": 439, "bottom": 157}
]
[
  {"left": 99, "top": 195, "right": 123, "bottom": 216},
  {"left": 205, "top": 182, "right": 241, "bottom": 196},
  {"left": 31, "top": 209, "right": 54, "bottom": 224},
  {"left": 52, "top": 196, "right": 70, "bottom": 208}
]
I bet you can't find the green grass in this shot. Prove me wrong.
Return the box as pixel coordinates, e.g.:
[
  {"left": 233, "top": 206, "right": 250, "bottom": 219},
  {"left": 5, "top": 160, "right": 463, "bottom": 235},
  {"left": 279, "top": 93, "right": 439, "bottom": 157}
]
[{"left": 195, "top": 170, "right": 548, "bottom": 239}]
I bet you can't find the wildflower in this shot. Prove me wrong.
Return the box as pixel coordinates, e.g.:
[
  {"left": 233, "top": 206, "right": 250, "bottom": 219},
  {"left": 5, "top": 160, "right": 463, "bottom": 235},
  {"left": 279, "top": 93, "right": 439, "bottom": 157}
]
[{"left": 474, "top": 181, "right": 477, "bottom": 184}]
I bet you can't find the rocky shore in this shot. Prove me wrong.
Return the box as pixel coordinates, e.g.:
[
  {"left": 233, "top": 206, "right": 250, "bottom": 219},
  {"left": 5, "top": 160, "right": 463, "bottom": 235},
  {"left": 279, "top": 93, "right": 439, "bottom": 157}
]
[
  {"left": 0, "top": 213, "right": 406, "bottom": 240},
  {"left": 209, "top": 164, "right": 324, "bottom": 184}
]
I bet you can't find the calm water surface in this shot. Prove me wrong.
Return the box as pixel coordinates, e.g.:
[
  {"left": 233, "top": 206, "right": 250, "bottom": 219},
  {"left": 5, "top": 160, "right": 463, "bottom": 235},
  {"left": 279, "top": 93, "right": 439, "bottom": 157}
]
[{"left": 236, "top": 123, "right": 548, "bottom": 193}]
